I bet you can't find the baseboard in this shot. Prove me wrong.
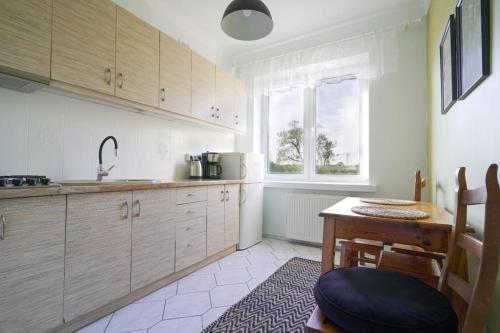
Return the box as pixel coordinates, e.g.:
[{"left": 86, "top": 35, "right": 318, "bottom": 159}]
[
  {"left": 263, "top": 233, "right": 322, "bottom": 247},
  {"left": 53, "top": 246, "right": 236, "bottom": 333}
]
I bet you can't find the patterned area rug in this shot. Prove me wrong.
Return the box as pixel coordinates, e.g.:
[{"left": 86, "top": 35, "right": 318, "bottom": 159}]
[{"left": 203, "top": 257, "right": 321, "bottom": 333}]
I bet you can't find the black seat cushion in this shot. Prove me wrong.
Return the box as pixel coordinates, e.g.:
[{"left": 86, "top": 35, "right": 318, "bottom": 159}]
[{"left": 314, "top": 267, "right": 458, "bottom": 333}]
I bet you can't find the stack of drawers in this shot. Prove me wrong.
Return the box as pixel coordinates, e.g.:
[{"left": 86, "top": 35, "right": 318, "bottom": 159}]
[{"left": 175, "top": 187, "right": 208, "bottom": 271}]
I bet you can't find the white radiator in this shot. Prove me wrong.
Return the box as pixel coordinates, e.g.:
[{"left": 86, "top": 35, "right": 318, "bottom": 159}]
[{"left": 286, "top": 193, "right": 345, "bottom": 243}]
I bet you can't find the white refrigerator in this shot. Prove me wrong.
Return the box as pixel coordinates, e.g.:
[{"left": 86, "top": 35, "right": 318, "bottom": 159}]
[{"left": 220, "top": 153, "right": 264, "bottom": 250}]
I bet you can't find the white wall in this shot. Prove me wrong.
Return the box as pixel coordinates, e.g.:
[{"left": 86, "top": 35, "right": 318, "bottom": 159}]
[
  {"left": 258, "top": 22, "right": 429, "bottom": 237},
  {"left": 0, "top": 88, "right": 235, "bottom": 181}
]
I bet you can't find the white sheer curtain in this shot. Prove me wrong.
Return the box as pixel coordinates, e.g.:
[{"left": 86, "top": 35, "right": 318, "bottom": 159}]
[{"left": 233, "top": 25, "right": 407, "bottom": 96}]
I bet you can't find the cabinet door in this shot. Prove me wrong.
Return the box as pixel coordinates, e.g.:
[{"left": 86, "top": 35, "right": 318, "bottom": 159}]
[
  {"left": 65, "top": 192, "right": 132, "bottom": 322},
  {"left": 216, "top": 67, "right": 235, "bottom": 128},
  {"left": 131, "top": 189, "right": 176, "bottom": 291},
  {"left": 52, "top": 0, "right": 116, "bottom": 95},
  {"left": 234, "top": 78, "right": 248, "bottom": 132},
  {"left": 116, "top": 7, "right": 159, "bottom": 106},
  {"left": 159, "top": 33, "right": 191, "bottom": 115},
  {"left": 224, "top": 184, "right": 240, "bottom": 247},
  {"left": 0, "top": 0, "right": 51, "bottom": 80},
  {"left": 191, "top": 52, "right": 215, "bottom": 121},
  {"left": 0, "top": 196, "right": 65, "bottom": 333},
  {"left": 207, "top": 185, "right": 226, "bottom": 256}
]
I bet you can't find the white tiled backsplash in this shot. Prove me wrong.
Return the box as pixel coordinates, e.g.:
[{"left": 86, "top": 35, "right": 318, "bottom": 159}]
[{"left": 0, "top": 87, "right": 235, "bottom": 180}]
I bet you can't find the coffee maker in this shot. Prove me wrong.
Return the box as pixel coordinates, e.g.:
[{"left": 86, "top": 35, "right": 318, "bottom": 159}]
[{"left": 202, "top": 152, "right": 222, "bottom": 179}]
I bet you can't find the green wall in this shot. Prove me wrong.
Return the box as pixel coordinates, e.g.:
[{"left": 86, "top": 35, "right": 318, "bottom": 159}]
[{"left": 427, "top": 0, "right": 500, "bottom": 331}]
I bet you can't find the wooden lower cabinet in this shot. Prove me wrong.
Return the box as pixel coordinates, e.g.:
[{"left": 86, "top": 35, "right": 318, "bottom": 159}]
[
  {"left": 175, "top": 217, "right": 207, "bottom": 271},
  {"left": 0, "top": 196, "right": 66, "bottom": 333},
  {"left": 207, "top": 185, "right": 226, "bottom": 256},
  {"left": 131, "top": 189, "right": 176, "bottom": 291},
  {"left": 64, "top": 192, "right": 133, "bottom": 322},
  {"left": 225, "top": 184, "right": 241, "bottom": 247}
]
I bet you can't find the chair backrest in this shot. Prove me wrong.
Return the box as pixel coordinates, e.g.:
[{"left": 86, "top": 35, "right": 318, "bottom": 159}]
[
  {"left": 414, "top": 170, "right": 427, "bottom": 201},
  {"left": 439, "top": 164, "right": 500, "bottom": 333}
]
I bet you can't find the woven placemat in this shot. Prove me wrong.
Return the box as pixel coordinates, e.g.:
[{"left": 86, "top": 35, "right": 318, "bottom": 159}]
[
  {"left": 352, "top": 205, "right": 430, "bottom": 220},
  {"left": 359, "top": 198, "right": 416, "bottom": 206}
]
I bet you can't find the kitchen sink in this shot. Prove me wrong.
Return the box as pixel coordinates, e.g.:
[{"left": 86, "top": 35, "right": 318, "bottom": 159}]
[{"left": 59, "top": 179, "right": 159, "bottom": 186}]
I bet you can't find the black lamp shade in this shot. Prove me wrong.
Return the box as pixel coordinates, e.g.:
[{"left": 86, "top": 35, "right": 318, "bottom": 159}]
[{"left": 221, "top": 0, "right": 273, "bottom": 41}]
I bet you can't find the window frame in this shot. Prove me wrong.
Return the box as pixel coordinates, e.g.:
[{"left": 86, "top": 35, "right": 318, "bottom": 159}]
[{"left": 262, "top": 75, "right": 369, "bottom": 183}]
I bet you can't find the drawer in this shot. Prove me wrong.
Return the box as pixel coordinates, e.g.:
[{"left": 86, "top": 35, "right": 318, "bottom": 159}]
[
  {"left": 176, "top": 217, "right": 206, "bottom": 240},
  {"left": 176, "top": 201, "right": 207, "bottom": 222},
  {"left": 176, "top": 186, "right": 207, "bottom": 204},
  {"left": 175, "top": 218, "right": 207, "bottom": 271}
]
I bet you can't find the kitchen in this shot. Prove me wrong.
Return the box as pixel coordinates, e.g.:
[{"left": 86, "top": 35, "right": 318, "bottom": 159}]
[{"left": 1, "top": 0, "right": 500, "bottom": 333}]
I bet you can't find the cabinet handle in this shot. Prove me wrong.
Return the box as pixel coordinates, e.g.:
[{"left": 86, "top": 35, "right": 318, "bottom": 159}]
[
  {"left": 134, "top": 199, "right": 141, "bottom": 217},
  {"left": 186, "top": 227, "right": 191, "bottom": 231},
  {"left": 117, "top": 73, "right": 124, "bottom": 88},
  {"left": 160, "top": 88, "right": 166, "bottom": 102},
  {"left": 104, "top": 68, "right": 112, "bottom": 85},
  {"left": 187, "top": 243, "right": 191, "bottom": 248},
  {"left": 0, "top": 215, "right": 5, "bottom": 240},
  {"left": 216, "top": 108, "right": 220, "bottom": 119},
  {"left": 220, "top": 190, "right": 225, "bottom": 202},
  {"left": 226, "top": 190, "right": 229, "bottom": 202},
  {"left": 186, "top": 210, "right": 192, "bottom": 214},
  {"left": 122, "top": 201, "right": 129, "bottom": 219}
]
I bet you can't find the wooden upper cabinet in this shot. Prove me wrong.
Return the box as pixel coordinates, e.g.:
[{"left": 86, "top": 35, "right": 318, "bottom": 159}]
[
  {"left": 160, "top": 33, "right": 191, "bottom": 115},
  {"left": 234, "top": 78, "right": 247, "bottom": 132},
  {"left": 51, "top": 0, "right": 117, "bottom": 95},
  {"left": 116, "top": 7, "right": 159, "bottom": 107},
  {"left": 0, "top": 0, "right": 52, "bottom": 81},
  {"left": 216, "top": 67, "right": 235, "bottom": 128},
  {"left": 191, "top": 52, "right": 216, "bottom": 121},
  {"left": 0, "top": 196, "right": 66, "bottom": 333}
]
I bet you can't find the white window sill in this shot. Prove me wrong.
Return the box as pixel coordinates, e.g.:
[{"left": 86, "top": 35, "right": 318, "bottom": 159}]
[{"left": 264, "top": 180, "right": 377, "bottom": 192}]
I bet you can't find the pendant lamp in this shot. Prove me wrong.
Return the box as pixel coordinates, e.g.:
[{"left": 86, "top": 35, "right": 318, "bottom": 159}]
[{"left": 221, "top": 0, "right": 273, "bottom": 41}]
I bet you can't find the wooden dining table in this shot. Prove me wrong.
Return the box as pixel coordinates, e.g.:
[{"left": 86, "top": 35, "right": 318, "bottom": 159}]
[{"left": 319, "top": 197, "right": 454, "bottom": 275}]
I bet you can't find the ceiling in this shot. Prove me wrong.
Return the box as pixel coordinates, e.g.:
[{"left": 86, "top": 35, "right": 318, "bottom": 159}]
[{"left": 116, "top": 0, "right": 429, "bottom": 65}]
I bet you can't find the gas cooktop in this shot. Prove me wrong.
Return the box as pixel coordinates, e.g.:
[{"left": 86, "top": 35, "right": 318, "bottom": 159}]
[{"left": 0, "top": 175, "right": 61, "bottom": 189}]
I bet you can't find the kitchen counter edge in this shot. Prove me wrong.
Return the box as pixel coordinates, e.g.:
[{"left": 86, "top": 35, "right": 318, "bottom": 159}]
[{"left": 0, "top": 180, "right": 243, "bottom": 199}]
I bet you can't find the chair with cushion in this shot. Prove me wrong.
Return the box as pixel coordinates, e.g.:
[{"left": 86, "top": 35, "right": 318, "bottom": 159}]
[{"left": 307, "top": 164, "right": 500, "bottom": 333}]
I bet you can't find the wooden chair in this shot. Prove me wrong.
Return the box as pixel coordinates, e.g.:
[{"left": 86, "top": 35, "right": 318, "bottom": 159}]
[
  {"left": 307, "top": 164, "right": 500, "bottom": 333},
  {"left": 391, "top": 170, "right": 447, "bottom": 269}
]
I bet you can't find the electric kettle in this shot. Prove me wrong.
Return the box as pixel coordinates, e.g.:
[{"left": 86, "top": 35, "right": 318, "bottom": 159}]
[{"left": 189, "top": 156, "right": 203, "bottom": 179}]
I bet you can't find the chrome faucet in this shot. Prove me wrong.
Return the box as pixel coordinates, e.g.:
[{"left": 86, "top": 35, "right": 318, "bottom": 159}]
[{"left": 97, "top": 136, "right": 118, "bottom": 181}]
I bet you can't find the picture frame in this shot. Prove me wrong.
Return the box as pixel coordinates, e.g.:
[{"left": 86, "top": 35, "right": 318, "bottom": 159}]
[
  {"left": 440, "top": 15, "right": 458, "bottom": 115},
  {"left": 456, "top": 0, "right": 490, "bottom": 99}
]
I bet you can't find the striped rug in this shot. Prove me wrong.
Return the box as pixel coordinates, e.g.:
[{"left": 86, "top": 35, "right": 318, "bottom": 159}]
[{"left": 203, "top": 257, "right": 321, "bottom": 333}]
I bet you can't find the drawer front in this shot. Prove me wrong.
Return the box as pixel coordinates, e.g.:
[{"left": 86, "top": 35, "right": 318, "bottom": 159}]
[
  {"left": 176, "top": 201, "right": 207, "bottom": 222},
  {"left": 176, "top": 186, "right": 207, "bottom": 204},
  {"left": 175, "top": 218, "right": 207, "bottom": 271},
  {"left": 176, "top": 217, "right": 206, "bottom": 240}
]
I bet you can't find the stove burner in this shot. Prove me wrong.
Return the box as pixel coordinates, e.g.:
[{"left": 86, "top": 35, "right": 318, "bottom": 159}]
[{"left": 0, "top": 175, "right": 53, "bottom": 188}]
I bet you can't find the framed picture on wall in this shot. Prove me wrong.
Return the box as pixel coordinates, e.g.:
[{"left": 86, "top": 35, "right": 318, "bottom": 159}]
[
  {"left": 440, "top": 15, "right": 458, "bottom": 114},
  {"left": 456, "top": 0, "right": 490, "bottom": 99}
]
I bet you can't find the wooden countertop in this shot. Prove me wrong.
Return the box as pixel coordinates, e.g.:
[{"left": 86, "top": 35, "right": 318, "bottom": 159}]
[{"left": 0, "top": 179, "right": 243, "bottom": 199}]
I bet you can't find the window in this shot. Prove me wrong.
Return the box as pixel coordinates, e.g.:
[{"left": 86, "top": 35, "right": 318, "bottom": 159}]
[
  {"left": 267, "top": 87, "right": 304, "bottom": 174},
  {"left": 264, "top": 76, "right": 368, "bottom": 181}
]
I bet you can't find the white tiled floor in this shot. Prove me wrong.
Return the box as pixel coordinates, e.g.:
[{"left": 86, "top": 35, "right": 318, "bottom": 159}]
[{"left": 78, "top": 237, "right": 338, "bottom": 333}]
